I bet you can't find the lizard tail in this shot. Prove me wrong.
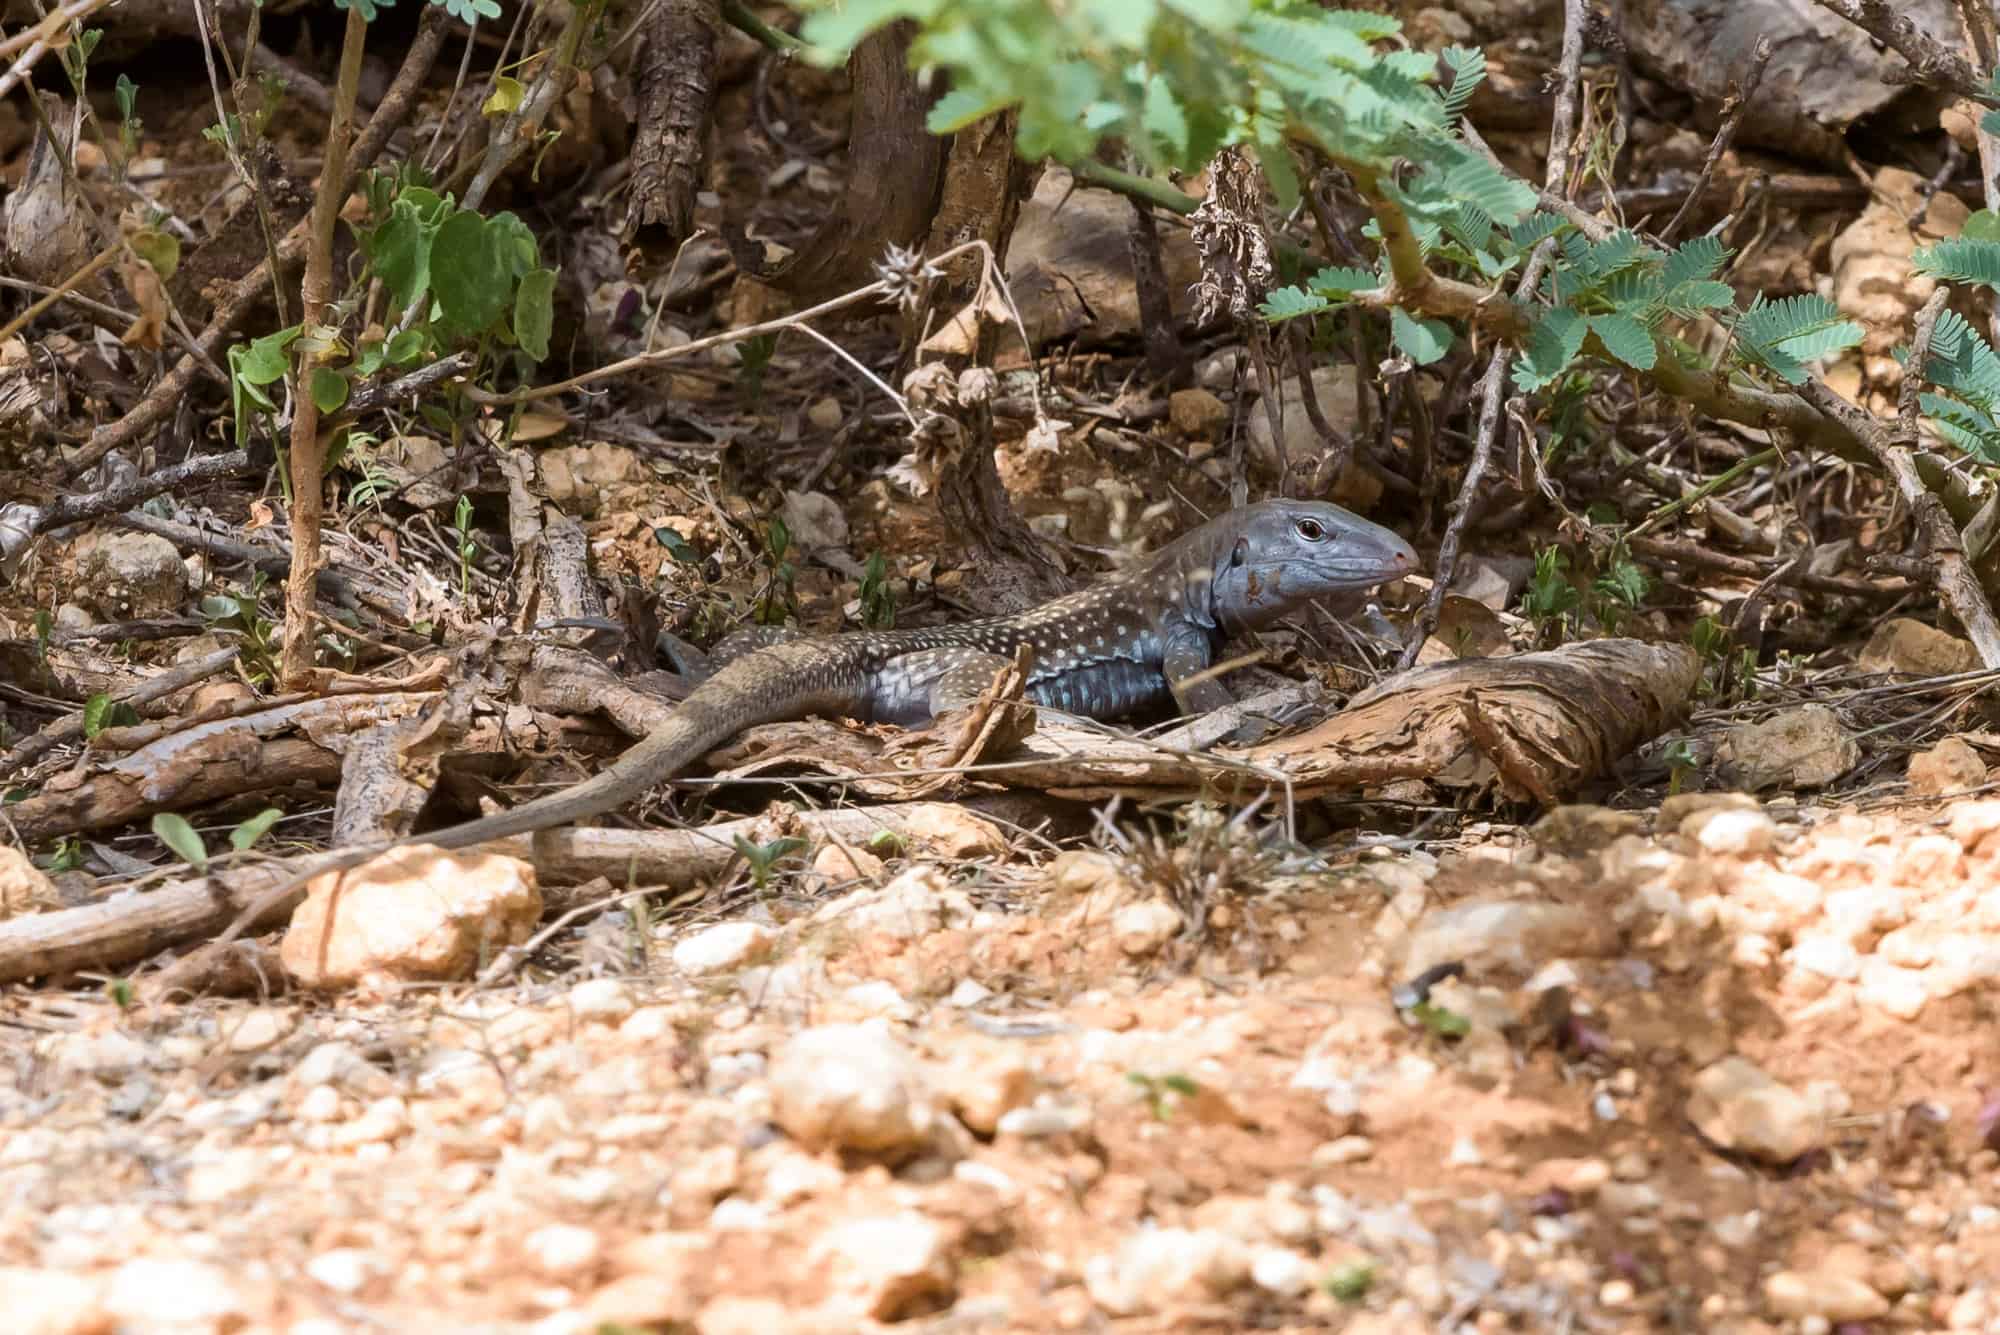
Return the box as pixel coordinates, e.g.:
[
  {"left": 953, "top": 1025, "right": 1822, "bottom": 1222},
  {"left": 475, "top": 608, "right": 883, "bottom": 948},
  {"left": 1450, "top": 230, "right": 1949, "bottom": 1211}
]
[{"left": 420, "top": 642, "right": 868, "bottom": 852}]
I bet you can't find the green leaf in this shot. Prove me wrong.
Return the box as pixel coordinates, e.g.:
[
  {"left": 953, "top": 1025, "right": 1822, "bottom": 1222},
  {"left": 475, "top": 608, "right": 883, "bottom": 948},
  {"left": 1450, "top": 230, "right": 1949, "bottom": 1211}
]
[
  {"left": 83, "top": 694, "right": 115, "bottom": 738},
  {"left": 1143, "top": 80, "right": 1190, "bottom": 158},
  {"left": 152, "top": 812, "right": 208, "bottom": 871},
  {"left": 1391, "top": 306, "right": 1452, "bottom": 364},
  {"left": 1308, "top": 265, "right": 1380, "bottom": 297},
  {"left": 514, "top": 267, "right": 556, "bottom": 361},
  {"left": 1966, "top": 210, "right": 2000, "bottom": 243},
  {"left": 1662, "top": 233, "right": 1729, "bottom": 290},
  {"left": 309, "top": 367, "right": 349, "bottom": 414},
  {"left": 1261, "top": 286, "right": 1331, "bottom": 322},
  {"left": 1662, "top": 279, "right": 1736, "bottom": 316},
  {"left": 233, "top": 325, "right": 300, "bottom": 386},
  {"left": 1253, "top": 134, "right": 1300, "bottom": 213},
  {"left": 1513, "top": 307, "right": 1586, "bottom": 392},
  {"left": 927, "top": 87, "right": 1015, "bottom": 135},
  {"left": 1506, "top": 210, "right": 1568, "bottom": 252},
  {"left": 1914, "top": 236, "right": 2000, "bottom": 289},
  {"left": 229, "top": 807, "right": 284, "bottom": 851},
  {"left": 1437, "top": 45, "right": 1486, "bottom": 121},
  {"left": 1163, "top": 0, "right": 1247, "bottom": 26},
  {"left": 1317, "top": 8, "right": 1400, "bottom": 39},
  {"left": 386, "top": 328, "right": 429, "bottom": 365},
  {"left": 482, "top": 75, "right": 525, "bottom": 118},
  {"left": 430, "top": 209, "right": 510, "bottom": 332},
  {"left": 654, "top": 527, "right": 698, "bottom": 562},
  {"left": 1435, "top": 142, "right": 1536, "bottom": 225},
  {"left": 366, "top": 203, "right": 433, "bottom": 311},
  {"left": 485, "top": 211, "right": 540, "bottom": 282},
  {"left": 1737, "top": 294, "right": 1862, "bottom": 384},
  {"left": 1590, "top": 312, "right": 1657, "bottom": 370}
]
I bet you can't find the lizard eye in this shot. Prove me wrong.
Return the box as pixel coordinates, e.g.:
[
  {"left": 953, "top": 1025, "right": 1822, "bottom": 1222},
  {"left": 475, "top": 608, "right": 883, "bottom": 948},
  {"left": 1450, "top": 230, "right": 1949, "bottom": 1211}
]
[{"left": 1295, "top": 517, "right": 1326, "bottom": 542}]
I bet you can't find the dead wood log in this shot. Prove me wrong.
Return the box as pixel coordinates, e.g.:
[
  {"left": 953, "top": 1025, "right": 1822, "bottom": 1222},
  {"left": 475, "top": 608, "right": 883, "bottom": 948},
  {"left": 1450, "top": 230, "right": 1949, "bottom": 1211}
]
[
  {"left": 688, "top": 639, "right": 1700, "bottom": 806},
  {"left": 722, "top": 22, "right": 945, "bottom": 302},
  {"left": 0, "top": 646, "right": 240, "bottom": 780},
  {"left": 5, "top": 694, "right": 438, "bottom": 842},
  {"left": 0, "top": 801, "right": 1022, "bottom": 984},
  {"left": 626, "top": 0, "right": 720, "bottom": 249}
]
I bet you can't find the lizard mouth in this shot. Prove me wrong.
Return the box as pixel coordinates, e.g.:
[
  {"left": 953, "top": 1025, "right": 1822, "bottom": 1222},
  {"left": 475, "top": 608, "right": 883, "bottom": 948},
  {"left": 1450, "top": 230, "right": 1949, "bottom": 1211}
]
[{"left": 1321, "top": 529, "right": 1419, "bottom": 587}]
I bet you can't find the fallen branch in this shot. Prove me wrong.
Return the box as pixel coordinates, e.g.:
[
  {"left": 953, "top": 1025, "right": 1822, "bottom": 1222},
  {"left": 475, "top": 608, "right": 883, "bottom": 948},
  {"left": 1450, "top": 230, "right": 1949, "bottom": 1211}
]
[
  {"left": 0, "top": 646, "right": 240, "bottom": 780},
  {"left": 3, "top": 693, "right": 438, "bottom": 842},
  {"left": 0, "top": 801, "right": 1031, "bottom": 985},
  {"left": 1798, "top": 370, "right": 2000, "bottom": 668}
]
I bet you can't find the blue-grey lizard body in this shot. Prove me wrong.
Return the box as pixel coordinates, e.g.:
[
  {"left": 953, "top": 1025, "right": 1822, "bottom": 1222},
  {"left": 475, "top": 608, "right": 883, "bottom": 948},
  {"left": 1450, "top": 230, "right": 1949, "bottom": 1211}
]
[{"left": 318, "top": 499, "right": 1416, "bottom": 862}]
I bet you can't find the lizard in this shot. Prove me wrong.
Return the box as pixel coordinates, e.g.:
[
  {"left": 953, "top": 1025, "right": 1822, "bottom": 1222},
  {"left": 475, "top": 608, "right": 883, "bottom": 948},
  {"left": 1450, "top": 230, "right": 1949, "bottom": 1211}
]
[{"left": 234, "top": 499, "right": 1416, "bottom": 886}]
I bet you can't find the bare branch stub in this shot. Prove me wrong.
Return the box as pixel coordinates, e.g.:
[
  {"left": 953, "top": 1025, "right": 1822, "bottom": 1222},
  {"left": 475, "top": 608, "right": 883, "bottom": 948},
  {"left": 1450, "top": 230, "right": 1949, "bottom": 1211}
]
[
  {"left": 1798, "top": 376, "right": 2000, "bottom": 668},
  {"left": 1812, "top": 0, "right": 1992, "bottom": 99},
  {"left": 721, "top": 22, "right": 946, "bottom": 304},
  {"left": 626, "top": 0, "right": 720, "bottom": 250}
]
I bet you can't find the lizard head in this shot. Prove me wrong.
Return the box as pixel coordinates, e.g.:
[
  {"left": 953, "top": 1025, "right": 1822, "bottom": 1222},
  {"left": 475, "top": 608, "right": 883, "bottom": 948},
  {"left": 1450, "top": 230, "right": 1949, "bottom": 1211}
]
[{"left": 1208, "top": 500, "right": 1418, "bottom": 632}]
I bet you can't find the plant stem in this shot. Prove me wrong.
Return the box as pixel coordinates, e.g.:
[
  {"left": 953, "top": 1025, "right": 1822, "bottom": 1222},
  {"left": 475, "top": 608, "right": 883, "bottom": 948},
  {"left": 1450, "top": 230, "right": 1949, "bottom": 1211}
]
[{"left": 280, "top": 1, "right": 368, "bottom": 689}]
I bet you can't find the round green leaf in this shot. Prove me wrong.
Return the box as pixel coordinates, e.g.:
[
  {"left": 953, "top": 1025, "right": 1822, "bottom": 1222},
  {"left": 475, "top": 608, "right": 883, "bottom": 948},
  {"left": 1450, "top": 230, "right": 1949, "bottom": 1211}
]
[
  {"left": 151, "top": 812, "right": 209, "bottom": 871},
  {"left": 431, "top": 209, "right": 509, "bottom": 332},
  {"left": 513, "top": 268, "right": 556, "bottom": 361},
  {"left": 309, "top": 367, "right": 351, "bottom": 414},
  {"left": 368, "top": 204, "right": 432, "bottom": 311}
]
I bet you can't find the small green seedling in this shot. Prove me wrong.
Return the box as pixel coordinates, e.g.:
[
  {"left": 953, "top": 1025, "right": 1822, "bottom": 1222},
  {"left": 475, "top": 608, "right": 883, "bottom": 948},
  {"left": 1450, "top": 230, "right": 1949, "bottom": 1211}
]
[
  {"left": 1663, "top": 738, "right": 1699, "bottom": 796},
  {"left": 453, "top": 494, "right": 478, "bottom": 598},
  {"left": 1126, "top": 1071, "right": 1200, "bottom": 1120},
  {"left": 858, "top": 551, "right": 896, "bottom": 629},
  {"left": 734, "top": 834, "right": 808, "bottom": 890},
  {"left": 152, "top": 812, "right": 208, "bottom": 872},
  {"left": 1520, "top": 546, "right": 1581, "bottom": 641},
  {"left": 1408, "top": 1000, "right": 1470, "bottom": 1040},
  {"left": 1325, "top": 1262, "right": 1376, "bottom": 1304}
]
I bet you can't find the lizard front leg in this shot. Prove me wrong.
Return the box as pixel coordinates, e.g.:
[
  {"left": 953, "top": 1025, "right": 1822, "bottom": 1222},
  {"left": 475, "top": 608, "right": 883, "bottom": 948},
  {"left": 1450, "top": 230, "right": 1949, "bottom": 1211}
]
[
  {"left": 1163, "top": 621, "right": 1270, "bottom": 746},
  {"left": 1162, "top": 622, "right": 1233, "bottom": 715}
]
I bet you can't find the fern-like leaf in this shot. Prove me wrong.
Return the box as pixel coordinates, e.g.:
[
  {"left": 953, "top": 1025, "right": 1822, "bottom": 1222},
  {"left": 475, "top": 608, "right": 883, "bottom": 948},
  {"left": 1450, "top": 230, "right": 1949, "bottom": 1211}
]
[
  {"left": 1512, "top": 307, "right": 1586, "bottom": 392},
  {"left": 1506, "top": 211, "right": 1568, "bottom": 252},
  {"left": 1662, "top": 279, "right": 1736, "bottom": 316},
  {"left": 1922, "top": 308, "right": 2000, "bottom": 415},
  {"left": 1590, "top": 313, "right": 1658, "bottom": 370},
  {"left": 1662, "top": 233, "right": 1729, "bottom": 290},
  {"left": 1920, "top": 392, "right": 2000, "bottom": 463},
  {"left": 1318, "top": 8, "right": 1403, "bottom": 40},
  {"left": 1737, "top": 294, "right": 1862, "bottom": 383},
  {"left": 1261, "top": 286, "right": 1332, "bottom": 322},
  {"left": 1435, "top": 142, "right": 1536, "bottom": 225},
  {"left": 1308, "top": 266, "right": 1379, "bottom": 297},
  {"left": 1438, "top": 45, "right": 1486, "bottom": 122},
  {"left": 1913, "top": 237, "right": 2000, "bottom": 289}
]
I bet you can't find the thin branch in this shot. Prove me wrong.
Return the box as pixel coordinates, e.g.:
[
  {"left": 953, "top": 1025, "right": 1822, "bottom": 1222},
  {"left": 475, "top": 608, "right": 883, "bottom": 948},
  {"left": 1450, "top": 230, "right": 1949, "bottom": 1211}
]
[
  {"left": 1798, "top": 373, "right": 2000, "bottom": 667},
  {"left": 280, "top": 2, "right": 370, "bottom": 689},
  {"left": 1812, "top": 0, "right": 1992, "bottom": 99},
  {"left": 29, "top": 450, "right": 259, "bottom": 537},
  {"left": 61, "top": 7, "right": 447, "bottom": 480},
  {"left": 1660, "top": 36, "right": 1774, "bottom": 244},
  {"left": 0, "top": 648, "right": 241, "bottom": 781},
  {"left": 1397, "top": 0, "right": 1589, "bottom": 668}
]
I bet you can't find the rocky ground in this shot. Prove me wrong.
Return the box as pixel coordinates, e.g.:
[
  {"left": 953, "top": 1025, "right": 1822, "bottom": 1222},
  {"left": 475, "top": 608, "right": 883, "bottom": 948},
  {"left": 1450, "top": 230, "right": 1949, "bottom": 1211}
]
[{"left": 5, "top": 789, "right": 1999, "bottom": 1333}]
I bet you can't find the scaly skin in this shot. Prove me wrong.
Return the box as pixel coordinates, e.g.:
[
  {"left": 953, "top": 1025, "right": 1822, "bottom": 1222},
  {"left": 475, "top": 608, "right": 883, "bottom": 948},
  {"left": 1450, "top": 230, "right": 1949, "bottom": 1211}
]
[{"left": 276, "top": 500, "right": 1417, "bottom": 868}]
